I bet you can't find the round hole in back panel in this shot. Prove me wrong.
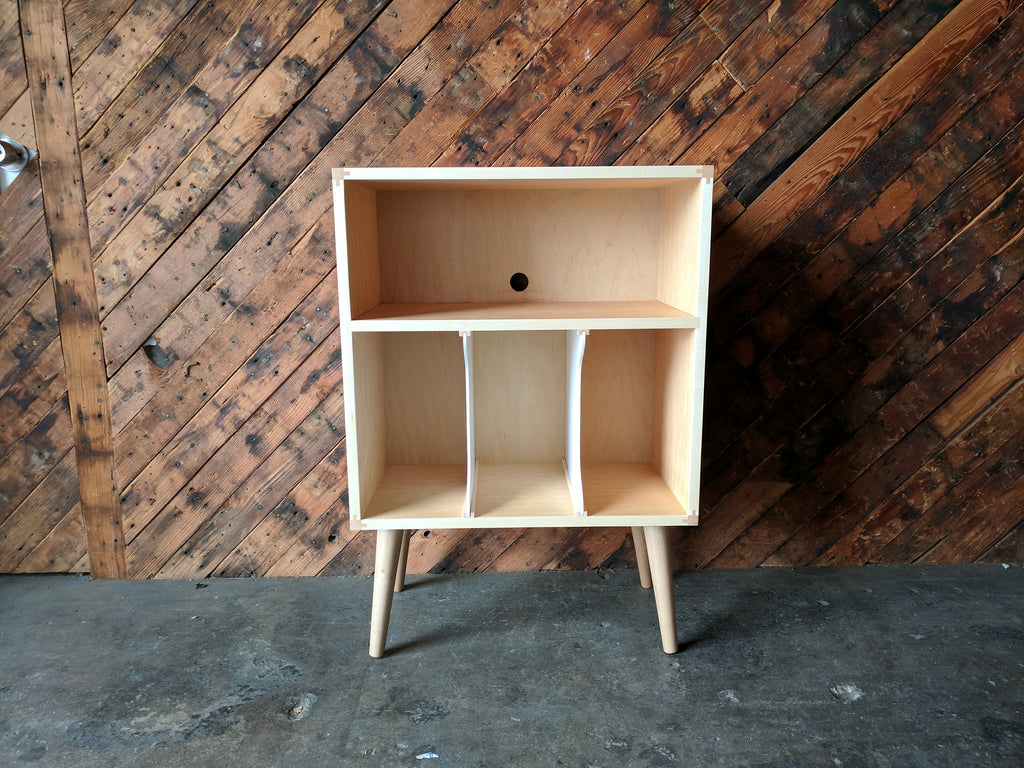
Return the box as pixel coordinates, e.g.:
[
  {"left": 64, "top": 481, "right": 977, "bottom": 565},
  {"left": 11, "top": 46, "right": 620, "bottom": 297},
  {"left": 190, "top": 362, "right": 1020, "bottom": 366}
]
[{"left": 510, "top": 272, "right": 529, "bottom": 292}]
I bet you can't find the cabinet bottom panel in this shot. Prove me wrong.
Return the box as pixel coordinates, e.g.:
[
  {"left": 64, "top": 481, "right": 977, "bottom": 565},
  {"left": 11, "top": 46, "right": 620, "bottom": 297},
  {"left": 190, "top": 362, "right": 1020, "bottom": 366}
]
[{"left": 357, "top": 462, "right": 697, "bottom": 530}]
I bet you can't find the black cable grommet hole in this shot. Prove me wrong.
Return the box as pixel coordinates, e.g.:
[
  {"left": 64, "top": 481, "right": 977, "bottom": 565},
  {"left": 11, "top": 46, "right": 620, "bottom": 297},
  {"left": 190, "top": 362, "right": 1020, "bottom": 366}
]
[{"left": 510, "top": 272, "right": 529, "bottom": 292}]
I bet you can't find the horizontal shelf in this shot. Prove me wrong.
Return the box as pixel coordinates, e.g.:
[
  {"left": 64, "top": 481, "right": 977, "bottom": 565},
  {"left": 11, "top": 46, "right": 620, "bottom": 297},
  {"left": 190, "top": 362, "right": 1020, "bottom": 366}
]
[
  {"left": 358, "top": 462, "right": 697, "bottom": 530},
  {"left": 350, "top": 301, "right": 699, "bottom": 331}
]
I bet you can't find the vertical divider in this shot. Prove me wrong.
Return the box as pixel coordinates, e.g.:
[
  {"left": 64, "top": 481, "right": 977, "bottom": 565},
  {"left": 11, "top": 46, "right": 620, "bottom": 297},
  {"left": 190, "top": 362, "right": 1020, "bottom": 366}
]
[
  {"left": 565, "top": 329, "right": 588, "bottom": 516},
  {"left": 461, "top": 331, "right": 477, "bottom": 518}
]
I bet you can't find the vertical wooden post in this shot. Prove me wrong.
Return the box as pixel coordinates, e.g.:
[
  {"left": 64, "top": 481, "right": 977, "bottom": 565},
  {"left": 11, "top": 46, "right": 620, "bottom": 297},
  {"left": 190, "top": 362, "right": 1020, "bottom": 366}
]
[{"left": 20, "top": 0, "right": 126, "bottom": 578}]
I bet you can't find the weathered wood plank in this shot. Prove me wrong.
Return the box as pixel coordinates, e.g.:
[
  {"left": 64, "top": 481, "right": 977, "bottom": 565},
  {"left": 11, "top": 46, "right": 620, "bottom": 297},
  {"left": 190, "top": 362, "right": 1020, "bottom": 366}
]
[
  {"left": 723, "top": 0, "right": 961, "bottom": 206},
  {"left": 215, "top": 439, "right": 348, "bottom": 577},
  {"left": 89, "top": 0, "right": 383, "bottom": 315},
  {"left": 702, "top": 101, "right": 1024, "bottom": 488},
  {"left": 0, "top": 453, "right": 80, "bottom": 572},
  {"left": 682, "top": 0, "right": 892, "bottom": 182},
  {"left": 99, "top": 0, "right": 445, "bottom": 372},
  {"left": 373, "top": 63, "right": 495, "bottom": 165},
  {"left": 21, "top": 0, "right": 125, "bottom": 578},
  {"left": 82, "top": 0, "right": 322, "bottom": 260},
  {"left": 820, "top": 375, "right": 1024, "bottom": 566},
  {"left": 713, "top": 260, "right": 1024, "bottom": 568},
  {"left": 0, "top": 0, "right": 213, "bottom": 394},
  {"left": 403, "top": 529, "right": 475, "bottom": 576},
  {"left": 0, "top": 0, "right": 201, "bottom": 335},
  {"left": 323, "top": 0, "right": 523, "bottom": 170},
  {"left": 12, "top": 500, "right": 89, "bottom": 573},
  {"left": 498, "top": 2, "right": 702, "bottom": 164},
  {"left": 878, "top": 425, "right": 1024, "bottom": 564},
  {"left": 78, "top": 0, "right": 262, "bottom": 192},
  {"left": 711, "top": 0, "right": 1010, "bottom": 295},
  {"left": 382, "top": 0, "right": 595, "bottom": 166},
  {"left": 977, "top": 521, "right": 1024, "bottom": 565},
  {"left": 0, "top": 157, "right": 42, "bottom": 296},
  {"left": 0, "top": 2, "right": 26, "bottom": 122},
  {"left": 4, "top": 0, "right": 1024, "bottom": 578},
  {"left": 128, "top": 333, "right": 343, "bottom": 578},
  {"left": 154, "top": 368, "right": 345, "bottom": 579},
  {"left": 718, "top": 0, "right": 835, "bottom": 89},
  {"left": 120, "top": 272, "right": 340, "bottom": 555},
  {"left": 0, "top": 342, "right": 66, "bottom": 462},
  {"left": 555, "top": 12, "right": 725, "bottom": 166},
  {"left": 0, "top": 395, "right": 73, "bottom": 520},
  {"left": 114, "top": 232, "right": 340, "bottom": 537},
  {"left": 436, "top": 0, "right": 647, "bottom": 166},
  {"left": 614, "top": 60, "right": 744, "bottom": 166},
  {"left": 471, "top": 0, "right": 584, "bottom": 92},
  {"left": 713, "top": 84, "right": 1024, "bottom": 368}
]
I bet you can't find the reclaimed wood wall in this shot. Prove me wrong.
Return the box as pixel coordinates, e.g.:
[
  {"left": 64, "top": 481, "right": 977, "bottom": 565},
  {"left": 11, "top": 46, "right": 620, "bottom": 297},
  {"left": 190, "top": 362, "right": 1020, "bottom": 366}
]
[{"left": 1, "top": 0, "right": 1022, "bottom": 578}]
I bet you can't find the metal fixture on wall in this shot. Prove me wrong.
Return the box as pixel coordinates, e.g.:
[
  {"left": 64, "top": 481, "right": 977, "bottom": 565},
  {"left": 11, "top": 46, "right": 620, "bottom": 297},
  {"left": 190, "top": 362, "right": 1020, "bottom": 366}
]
[{"left": 0, "top": 134, "right": 35, "bottom": 191}]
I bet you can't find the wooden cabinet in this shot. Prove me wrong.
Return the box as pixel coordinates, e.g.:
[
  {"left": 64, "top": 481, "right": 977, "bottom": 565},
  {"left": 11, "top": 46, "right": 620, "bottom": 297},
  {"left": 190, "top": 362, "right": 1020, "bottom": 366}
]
[{"left": 331, "top": 166, "right": 713, "bottom": 656}]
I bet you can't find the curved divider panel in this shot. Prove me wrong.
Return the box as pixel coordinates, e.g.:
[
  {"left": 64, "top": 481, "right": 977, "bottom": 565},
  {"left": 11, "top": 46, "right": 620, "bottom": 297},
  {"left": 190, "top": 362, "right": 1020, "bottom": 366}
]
[
  {"left": 565, "top": 329, "right": 588, "bottom": 516},
  {"left": 461, "top": 331, "right": 477, "bottom": 518}
]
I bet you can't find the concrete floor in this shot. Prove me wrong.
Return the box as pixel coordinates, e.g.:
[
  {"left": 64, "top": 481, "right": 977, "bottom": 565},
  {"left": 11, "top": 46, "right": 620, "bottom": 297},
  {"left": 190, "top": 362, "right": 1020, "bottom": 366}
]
[{"left": 0, "top": 564, "right": 1021, "bottom": 767}]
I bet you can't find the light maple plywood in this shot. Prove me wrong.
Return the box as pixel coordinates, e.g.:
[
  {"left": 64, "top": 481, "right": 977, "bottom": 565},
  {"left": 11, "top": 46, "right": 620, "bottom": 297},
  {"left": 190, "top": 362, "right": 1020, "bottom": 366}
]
[
  {"left": 653, "top": 329, "right": 700, "bottom": 515},
  {"left": 349, "top": 333, "right": 386, "bottom": 524},
  {"left": 362, "top": 464, "right": 467, "bottom": 525},
  {"left": 659, "top": 177, "right": 713, "bottom": 317},
  {"left": 375, "top": 188, "right": 663, "bottom": 304},
  {"left": 581, "top": 329, "right": 657, "bottom": 463},
  {"left": 351, "top": 300, "right": 699, "bottom": 331},
  {"left": 473, "top": 462, "right": 576, "bottom": 519},
  {"left": 473, "top": 330, "right": 567, "bottom": 464},
  {"left": 339, "top": 165, "right": 712, "bottom": 188},
  {"left": 359, "top": 462, "right": 696, "bottom": 529},
  {"left": 340, "top": 177, "right": 381, "bottom": 320},
  {"left": 382, "top": 332, "right": 466, "bottom": 465},
  {"left": 582, "top": 462, "right": 696, "bottom": 524}
]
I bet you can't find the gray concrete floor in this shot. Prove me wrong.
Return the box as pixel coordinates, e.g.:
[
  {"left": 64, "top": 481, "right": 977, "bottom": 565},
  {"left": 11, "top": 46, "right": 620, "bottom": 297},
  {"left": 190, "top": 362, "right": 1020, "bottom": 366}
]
[{"left": 1, "top": 564, "right": 1022, "bottom": 767}]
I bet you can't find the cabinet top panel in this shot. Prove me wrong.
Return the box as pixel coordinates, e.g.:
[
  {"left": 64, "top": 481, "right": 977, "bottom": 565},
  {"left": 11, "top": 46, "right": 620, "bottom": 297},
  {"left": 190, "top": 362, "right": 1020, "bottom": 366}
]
[{"left": 332, "top": 165, "right": 714, "bottom": 189}]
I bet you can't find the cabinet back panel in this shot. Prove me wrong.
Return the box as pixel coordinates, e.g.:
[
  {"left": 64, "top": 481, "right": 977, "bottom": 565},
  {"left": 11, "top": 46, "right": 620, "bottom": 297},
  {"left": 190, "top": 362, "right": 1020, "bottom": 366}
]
[
  {"left": 581, "top": 330, "right": 656, "bottom": 463},
  {"left": 376, "top": 189, "right": 663, "bottom": 303},
  {"left": 383, "top": 332, "right": 467, "bottom": 464},
  {"left": 473, "top": 331, "right": 567, "bottom": 463}
]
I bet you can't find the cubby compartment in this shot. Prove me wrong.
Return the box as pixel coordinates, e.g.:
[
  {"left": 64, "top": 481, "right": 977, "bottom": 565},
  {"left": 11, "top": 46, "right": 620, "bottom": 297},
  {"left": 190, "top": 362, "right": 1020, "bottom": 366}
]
[
  {"left": 579, "top": 329, "right": 702, "bottom": 525},
  {"left": 348, "top": 331, "right": 470, "bottom": 524},
  {"left": 471, "top": 330, "right": 582, "bottom": 521},
  {"left": 335, "top": 167, "right": 712, "bottom": 331}
]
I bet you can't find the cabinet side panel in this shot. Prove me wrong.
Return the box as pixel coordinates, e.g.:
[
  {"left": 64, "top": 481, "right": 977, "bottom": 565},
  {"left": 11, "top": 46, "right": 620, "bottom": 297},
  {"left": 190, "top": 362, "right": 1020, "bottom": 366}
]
[
  {"left": 376, "top": 189, "right": 662, "bottom": 303},
  {"left": 344, "top": 182, "right": 381, "bottom": 319},
  {"left": 581, "top": 330, "right": 655, "bottom": 463},
  {"left": 653, "top": 329, "right": 699, "bottom": 514},
  {"left": 474, "top": 331, "right": 566, "bottom": 463},
  {"left": 350, "top": 333, "right": 386, "bottom": 524},
  {"left": 383, "top": 332, "right": 467, "bottom": 464},
  {"left": 658, "top": 179, "right": 709, "bottom": 316}
]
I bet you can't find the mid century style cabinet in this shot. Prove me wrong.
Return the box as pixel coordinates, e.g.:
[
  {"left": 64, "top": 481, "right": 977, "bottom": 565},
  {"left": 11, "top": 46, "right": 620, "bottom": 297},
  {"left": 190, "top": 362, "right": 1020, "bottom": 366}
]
[{"left": 331, "top": 166, "right": 713, "bottom": 657}]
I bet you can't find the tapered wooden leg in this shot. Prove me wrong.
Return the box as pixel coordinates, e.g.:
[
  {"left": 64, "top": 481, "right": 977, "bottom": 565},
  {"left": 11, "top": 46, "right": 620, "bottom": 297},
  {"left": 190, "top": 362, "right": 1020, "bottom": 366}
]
[
  {"left": 631, "top": 526, "right": 653, "bottom": 589},
  {"left": 643, "top": 526, "right": 678, "bottom": 654},
  {"left": 369, "top": 529, "right": 404, "bottom": 658},
  {"left": 394, "top": 530, "right": 412, "bottom": 593}
]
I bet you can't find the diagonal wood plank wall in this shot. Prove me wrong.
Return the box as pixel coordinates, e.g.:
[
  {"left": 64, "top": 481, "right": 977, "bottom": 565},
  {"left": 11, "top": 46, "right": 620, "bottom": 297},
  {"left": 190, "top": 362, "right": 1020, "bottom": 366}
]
[{"left": 1, "top": 0, "right": 1022, "bottom": 578}]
